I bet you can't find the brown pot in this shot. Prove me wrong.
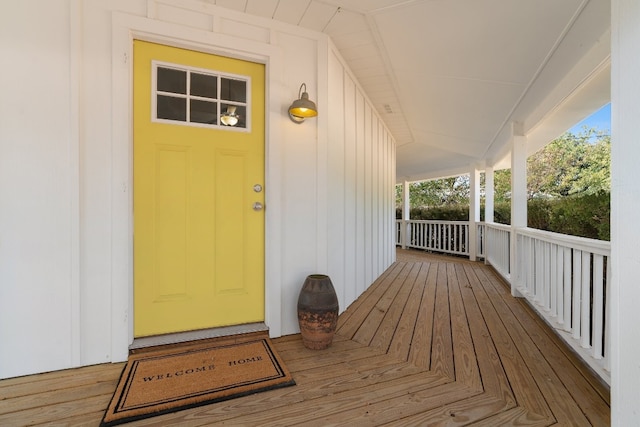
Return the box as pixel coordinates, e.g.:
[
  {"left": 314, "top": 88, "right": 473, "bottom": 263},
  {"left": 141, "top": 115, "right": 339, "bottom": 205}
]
[{"left": 297, "top": 274, "right": 339, "bottom": 350}]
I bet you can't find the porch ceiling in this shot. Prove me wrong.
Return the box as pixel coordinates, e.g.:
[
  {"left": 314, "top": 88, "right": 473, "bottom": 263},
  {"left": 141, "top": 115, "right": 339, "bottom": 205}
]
[{"left": 210, "top": 0, "right": 611, "bottom": 181}]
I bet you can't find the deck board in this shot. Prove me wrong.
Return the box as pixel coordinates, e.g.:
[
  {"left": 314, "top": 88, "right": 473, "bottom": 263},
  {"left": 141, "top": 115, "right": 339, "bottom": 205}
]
[
  {"left": 352, "top": 262, "right": 410, "bottom": 346},
  {"left": 473, "top": 263, "right": 611, "bottom": 426},
  {"left": 455, "top": 264, "right": 514, "bottom": 403},
  {"left": 466, "top": 261, "right": 556, "bottom": 423},
  {"left": 431, "top": 262, "right": 455, "bottom": 378},
  {"left": 408, "top": 261, "right": 438, "bottom": 370},
  {"left": 474, "top": 264, "right": 593, "bottom": 425},
  {"left": 448, "top": 263, "right": 483, "bottom": 390},
  {"left": 387, "top": 262, "right": 430, "bottom": 360},
  {"left": 0, "top": 248, "right": 610, "bottom": 426},
  {"left": 369, "top": 262, "right": 419, "bottom": 352}
]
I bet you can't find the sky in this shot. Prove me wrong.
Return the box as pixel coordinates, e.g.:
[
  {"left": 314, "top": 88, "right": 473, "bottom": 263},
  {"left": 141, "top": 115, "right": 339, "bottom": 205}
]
[{"left": 568, "top": 103, "right": 611, "bottom": 135}]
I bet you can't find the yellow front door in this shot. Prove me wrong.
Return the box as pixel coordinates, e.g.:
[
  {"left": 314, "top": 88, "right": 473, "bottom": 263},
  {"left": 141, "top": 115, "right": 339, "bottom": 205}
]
[{"left": 133, "top": 40, "right": 265, "bottom": 337}]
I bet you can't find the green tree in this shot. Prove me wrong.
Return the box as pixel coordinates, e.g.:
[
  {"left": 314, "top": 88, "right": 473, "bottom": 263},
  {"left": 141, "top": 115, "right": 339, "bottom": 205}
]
[
  {"left": 493, "top": 169, "right": 511, "bottom": 203},
  {"left": 407, "top": 176, "right": 469, "bottom": 208},
  {"left": 492, "top": 127, "right": 610, "bottom": 201},
  {"left": 396, "top": 127, "right": 610, "bottom": 238},
  {"left": 569, "top": 131, "right": 610, "bottom": 195}
]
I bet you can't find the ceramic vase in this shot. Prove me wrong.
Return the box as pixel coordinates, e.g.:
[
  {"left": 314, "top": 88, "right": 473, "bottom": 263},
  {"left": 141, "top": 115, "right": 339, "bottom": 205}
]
[{"left": 297, "top": 274, "right": 339, "bottom": 350}]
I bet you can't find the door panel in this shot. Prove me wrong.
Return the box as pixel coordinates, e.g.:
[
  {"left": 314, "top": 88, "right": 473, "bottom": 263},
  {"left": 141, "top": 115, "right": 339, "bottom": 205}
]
[{"left": 133, "top": 40, "right": 265, "bottom": 337}]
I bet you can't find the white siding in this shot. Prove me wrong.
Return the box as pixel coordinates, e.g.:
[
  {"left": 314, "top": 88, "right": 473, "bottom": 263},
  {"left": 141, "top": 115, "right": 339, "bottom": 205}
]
[
  {"left": 0, "top": 0, "right": 396, "bottom": 378},
  {"left": 326, "top": 46, "right": 396, "bottom": 314},
  {"left": 0, "top": 0, "right": 76, "bottom": 379},
  {"left": 277, "top": 31, "right": 321, "bottom": 336}
]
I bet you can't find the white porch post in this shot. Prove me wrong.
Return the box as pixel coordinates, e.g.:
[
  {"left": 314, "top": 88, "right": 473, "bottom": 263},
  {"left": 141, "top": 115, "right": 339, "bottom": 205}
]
[
  {"left": 402, "top": 180, "right": 410, "bottom": 249},
  {"left": 469, "top": 165, "right": 481, "bottom": 261},
  {"left": 510, "top": 123, "right": 527, "bottom": 297},
  {"left": 611, "top": 0, "right": 640, "bottom": 424},
  {"left": 485, "top": 165, "right": 494, "bottom": 223},
  {"left": 484, "top": 165, "right": 494, "bottom": 265}
]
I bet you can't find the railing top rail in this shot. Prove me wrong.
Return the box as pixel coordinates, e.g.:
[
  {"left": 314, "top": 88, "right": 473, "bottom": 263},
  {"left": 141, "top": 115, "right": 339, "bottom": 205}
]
[
  {"left": 400, "top": 219, "right": 471, "bottom": 225},
  {"left": 516, "top": 226, "right": 610, "bottom": 255},
  {"left": 483, "top": 221, "right": 511, "bottom": 232}
]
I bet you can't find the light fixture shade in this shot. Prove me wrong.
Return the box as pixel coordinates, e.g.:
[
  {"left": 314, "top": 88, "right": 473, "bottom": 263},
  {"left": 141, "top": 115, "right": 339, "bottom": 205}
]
[
  {"left": 288, "top": 83, "right": 317, "bottom": 123},
  {"left": 289, "top": 93, "right": 318, "bottom": 117},
  {"left": 220, "top": 105, "right": 239, "bottom": 126}
]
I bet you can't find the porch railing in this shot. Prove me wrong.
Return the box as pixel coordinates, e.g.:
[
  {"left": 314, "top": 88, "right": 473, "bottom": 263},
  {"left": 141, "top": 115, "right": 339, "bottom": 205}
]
[
  {"left": 396, "top": 219, "right": 611, "bottom": 385},
  {"left": 396, "top": 220, "right": 469, "bottom": 256},
  {"left": 513, "top": 227, "right": 611, "bottom": 384},
  {"left": 484, "top": 222, "right": 511, "bottom": 281}
]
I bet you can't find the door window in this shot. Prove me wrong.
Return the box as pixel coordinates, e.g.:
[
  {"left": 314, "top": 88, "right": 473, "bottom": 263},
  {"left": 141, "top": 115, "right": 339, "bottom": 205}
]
[{"left": 153, "top": 61, "right": 250, "bottom": 130}]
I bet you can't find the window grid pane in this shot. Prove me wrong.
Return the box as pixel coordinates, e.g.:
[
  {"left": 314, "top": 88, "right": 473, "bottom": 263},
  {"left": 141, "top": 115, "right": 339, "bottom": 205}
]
[
  {"left": 190, "top": 99, "right": 218, "bottom": 125},
  {"left": 157, "top": 95, "right": 186, "bottom": 121},
  {"left": 190, "top": 73, "right": 217, "bottom": 99},
  {"left": 220, "top": 78, "right": 247, "bottom": 103},
  {"left": 157, "top": 67, "right": 187, "bottom": 94}
]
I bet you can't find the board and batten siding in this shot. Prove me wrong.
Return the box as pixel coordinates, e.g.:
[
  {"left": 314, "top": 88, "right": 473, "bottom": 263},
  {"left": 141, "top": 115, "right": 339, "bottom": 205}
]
[
  {"left": 0, "top": 0, "right": 396, "bottom": 379},
  {"left": 0, "top": 0, "right": 80, "bottom": 378},
  {"left": 325, "top": 46, "right": 397, "bottom": 315}
]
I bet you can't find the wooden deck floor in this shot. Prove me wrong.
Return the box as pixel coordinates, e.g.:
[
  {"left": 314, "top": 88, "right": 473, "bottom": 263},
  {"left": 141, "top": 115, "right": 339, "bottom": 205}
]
[{"left": 0, "top": 249, "right": 610, "bottom": 426}]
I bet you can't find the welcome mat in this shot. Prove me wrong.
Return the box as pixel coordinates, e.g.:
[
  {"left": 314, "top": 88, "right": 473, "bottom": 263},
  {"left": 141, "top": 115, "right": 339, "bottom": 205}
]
[{"left": 101, "top": 333, "right": 295, "bottom": 426}]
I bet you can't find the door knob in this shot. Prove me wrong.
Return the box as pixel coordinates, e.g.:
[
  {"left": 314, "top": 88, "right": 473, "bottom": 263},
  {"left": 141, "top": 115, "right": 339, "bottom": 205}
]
[{"left": 253, "top": 202, "right": 264, "bottom": 211}]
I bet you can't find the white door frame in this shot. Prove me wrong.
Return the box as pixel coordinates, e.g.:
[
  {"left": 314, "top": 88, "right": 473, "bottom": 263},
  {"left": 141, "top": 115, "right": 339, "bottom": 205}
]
[{"left": 110, "top": 11, "right": 285, "bottom": 362}]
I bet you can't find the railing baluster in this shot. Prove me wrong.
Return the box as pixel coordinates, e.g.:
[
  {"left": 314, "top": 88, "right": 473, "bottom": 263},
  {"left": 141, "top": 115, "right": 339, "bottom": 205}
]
[
  {"left": 572, "top": 249, "right": 582, "bottom": 341},
  {"left": 444, "top": 224, "right": 449, "bottom": 251},
  {"left": 544, "top": 241, "right": 551, "bottom": 311},
  {"left": 410, "top": 222, "right": 414, "bottom": 248},
  {"left": 529, "top": 237, "right": 535, "bottom": 296},
  {"left": 581, "top": 251, "right": 591, "bottom": 349},
  {"left": 504, "top": 228, "right": 511, "bottom": 279},
  {"left": 424, "top": 223, "right": 429, "bottom": 250},
  {"left": 535, "top": 239, "right": 542, "bottom": 303},
  {"left": 555, "top": 244, "right": 563, "bottom": 324},
  {"left": 563, "top": 246, "right": 572, "bottom": 333},
  {"left": 550, "top": 243, "right": 557, "bottom": 315},
  {"left": 445, "top": 224, "right": 449, "bottom": 252},
  {"left": 453, "top": 224, "right": 457, "bottom": 253},
  {"left": 446, "top": 223, "right": 449, "bottom": 251},
  {"left": 593, "top": 254, "right": 604, "bottom": 359},
  {"left": 605, "top": 256, "right": 611, "bottom": 372},
  {"left": 466, "top": 224, "right": 470, "bottom": 256},
  {"left": 429, "top": 223, "right": 433, "bottom": 250}
]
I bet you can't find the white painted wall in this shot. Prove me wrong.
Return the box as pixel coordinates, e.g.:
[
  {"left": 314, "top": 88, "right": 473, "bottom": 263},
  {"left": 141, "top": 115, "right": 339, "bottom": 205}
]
[
  {"left": 611, "top": 0, "right": 640, "bottom": 424},
  {"left": 325, "top": 45, "right": 396, "bottom": 318},
  {"left": 0, "top": 0, "right": 78, "bottom": 377},
  {"left": 0, "top": 0, "right": 396, "bottom": 379}
]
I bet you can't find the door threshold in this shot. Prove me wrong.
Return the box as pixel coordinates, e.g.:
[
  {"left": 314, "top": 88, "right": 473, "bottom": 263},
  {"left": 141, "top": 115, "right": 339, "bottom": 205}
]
[{"left": 129, "top": 322, "right": 269, "bottom": 350}]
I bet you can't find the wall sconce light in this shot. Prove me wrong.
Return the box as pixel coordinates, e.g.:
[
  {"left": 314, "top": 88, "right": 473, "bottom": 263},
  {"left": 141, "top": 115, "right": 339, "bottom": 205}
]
[
  {"left": 288, "top": 83, "right": 317, "bottom": 124},
  {"left": 220, "top": 105, "right": 239, "bottom": 126}
]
